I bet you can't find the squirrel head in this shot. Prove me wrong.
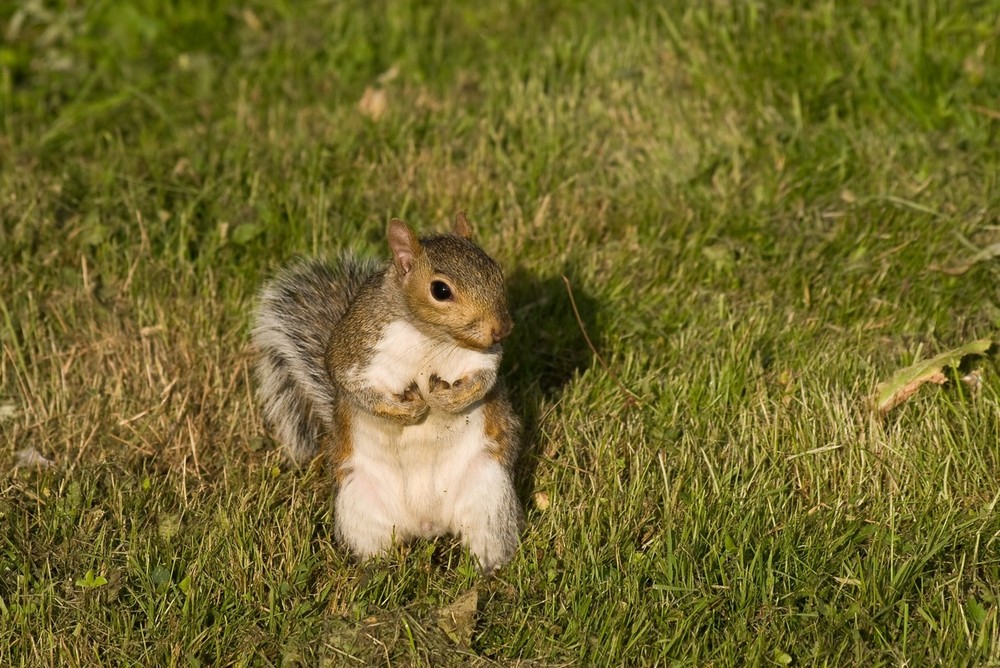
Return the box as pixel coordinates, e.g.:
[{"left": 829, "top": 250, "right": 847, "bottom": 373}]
[{"left": 387, "top": 213, "right": 513, "bottom": 351}]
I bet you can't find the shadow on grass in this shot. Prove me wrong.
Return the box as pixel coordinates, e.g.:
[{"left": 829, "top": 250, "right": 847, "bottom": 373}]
[{"left": 503, "top": 266, "right": 597, "bottom": 503}]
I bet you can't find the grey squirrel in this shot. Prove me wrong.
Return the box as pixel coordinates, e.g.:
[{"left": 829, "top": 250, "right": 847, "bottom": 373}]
[{"left": 252, "top": 213, "right": 522, "bottom": 574}]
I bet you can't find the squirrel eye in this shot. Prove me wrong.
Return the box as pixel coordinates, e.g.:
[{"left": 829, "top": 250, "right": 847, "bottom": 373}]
[{"left": 430, "top": 280, "right": 453, "bottom": 302}]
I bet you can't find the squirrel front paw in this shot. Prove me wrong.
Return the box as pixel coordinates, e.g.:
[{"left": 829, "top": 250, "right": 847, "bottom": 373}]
[
  {"left": 376, "top": 382, "right": 429, "bottom": 424},
  {"left": 425, "top": 373, "right": 489, "bottom": 414}
]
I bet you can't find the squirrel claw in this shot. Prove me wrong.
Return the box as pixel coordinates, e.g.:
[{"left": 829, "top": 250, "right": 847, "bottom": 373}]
[
  {"left": 429, "top": 374, "right": 451, "bottom": 392},
  {"left": 425, "top": 373, "right": 486, "bottom": 414},
  {"left": 401, "top": 382, "right": 419, "bottom": 400},
  {"left": 398, "top": 381, "right": 423, "bottom": 402},
  {"left": 384, "top": 382, "right": 428, "bottom": 424}
]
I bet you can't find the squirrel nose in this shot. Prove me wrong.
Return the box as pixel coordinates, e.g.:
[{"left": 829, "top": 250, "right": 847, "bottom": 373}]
[{"left": 491, "top": 319, "right": 513, "bottom": 343}]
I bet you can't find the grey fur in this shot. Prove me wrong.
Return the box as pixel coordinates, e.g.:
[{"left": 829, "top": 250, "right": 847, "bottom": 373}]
[{"left": 251, "top": 254, "right": 380, "bottom": 464}]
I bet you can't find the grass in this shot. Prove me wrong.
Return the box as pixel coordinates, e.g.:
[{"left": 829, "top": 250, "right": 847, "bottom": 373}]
[{"left": 2, "top": 0, "right": 1000, "bottom": 665}]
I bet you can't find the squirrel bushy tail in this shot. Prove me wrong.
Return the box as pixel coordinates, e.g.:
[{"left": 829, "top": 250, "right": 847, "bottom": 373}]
[{"left": 252, "top": 255, "right": 379, "bottom": 464}]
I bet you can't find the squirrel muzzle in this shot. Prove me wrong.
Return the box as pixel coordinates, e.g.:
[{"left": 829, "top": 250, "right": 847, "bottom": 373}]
[{"left": 491, "top": 315, "right": 513, "bottom": 344}]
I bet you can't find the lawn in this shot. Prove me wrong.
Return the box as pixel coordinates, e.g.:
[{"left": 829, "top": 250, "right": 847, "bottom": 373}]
[{"left": 2, "top": 0, "right": 1000, "bottom": 665}]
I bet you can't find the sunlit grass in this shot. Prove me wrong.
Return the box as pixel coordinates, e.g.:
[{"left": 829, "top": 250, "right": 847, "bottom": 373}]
[{"left": 2, "top": 1, "right": 999, "bottom": 665}]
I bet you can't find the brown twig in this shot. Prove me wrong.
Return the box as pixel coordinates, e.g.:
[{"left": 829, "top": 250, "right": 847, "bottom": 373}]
[{"left": 562, "top": 275, "right": 642, "bottom": 407}]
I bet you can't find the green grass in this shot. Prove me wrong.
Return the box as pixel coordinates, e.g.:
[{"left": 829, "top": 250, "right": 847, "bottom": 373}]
[{"left": 2, "top": 0, "right": 1000, "bottom": 665}]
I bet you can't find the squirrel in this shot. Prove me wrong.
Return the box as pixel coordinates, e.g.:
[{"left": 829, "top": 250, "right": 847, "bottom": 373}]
[{"left": 251, "top": 212, "right": 523, "bottom": 574}]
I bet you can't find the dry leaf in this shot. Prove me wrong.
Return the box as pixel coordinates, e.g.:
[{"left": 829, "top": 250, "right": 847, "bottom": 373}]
[
  {"left": 377, "top": 66, "right": 400, "bottom": 85},
  {"left": 14, "top": 447, "right": 55, "bottom": 469},
  {"left": 358, "top": 87, "right": 388, "bottom": 121},
  {"left": 0, "top": 401, "right": 18, "bottom": 421},
  {"left": 171, "top": 157, "right": 191, "bottom": 177},
  {"left": 242, "top": 8, "right": 263, "bottom": 32},
  {"left": 874, "top": 339, "right": 992, "bottom": 414},
  {"left": 878, "top": 370, "right": 947, "bottom": 414},
  {"left": 961, "top": 368, "right": 984, "bottom": 393},
  {"left": 436, "top": 587, "right": 478, "bottom": 647},
  {"left": 532, "top": 491, "right": 550, "bottom": 511}
]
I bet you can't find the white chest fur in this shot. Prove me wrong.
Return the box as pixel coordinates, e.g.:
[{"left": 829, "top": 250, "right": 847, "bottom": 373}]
[
  {"left": 362, "top": 319, "right": 500, "bottom": 397},
  {"left": 338, "top": 319, "right": 505, "bottom": 549}
]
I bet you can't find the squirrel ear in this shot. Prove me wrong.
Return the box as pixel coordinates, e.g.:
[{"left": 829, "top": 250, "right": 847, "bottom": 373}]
[
  {"left": 388, "top": 218, "right": 422, "bottom": 275},
  {"left": 453, "top": 211, "right": 473, "bottom": 240}
]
